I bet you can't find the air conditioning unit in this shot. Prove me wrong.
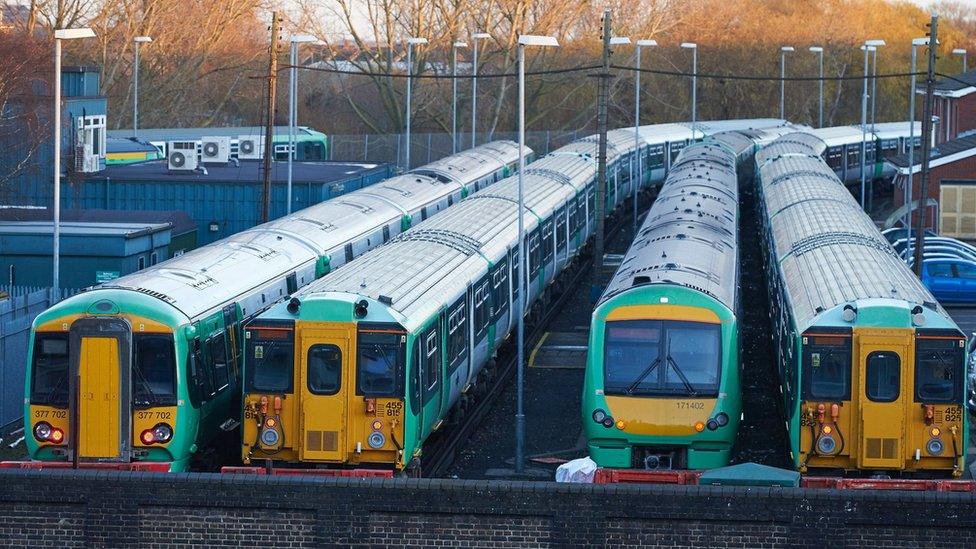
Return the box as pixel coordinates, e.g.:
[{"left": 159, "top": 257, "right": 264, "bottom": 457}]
[
  {"left": 168, "top": 141, "right": 199, "bottom": 171},
  {"left": 200, "top": 136, "right": 231, "bottom": 164},
  {"left": 237, "top": 135, "right": 264, "bottom": 160}
]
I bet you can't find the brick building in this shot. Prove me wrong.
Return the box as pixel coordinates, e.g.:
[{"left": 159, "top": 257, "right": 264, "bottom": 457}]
[
  {"left": 888, "top": 135, "right": 976, "bottom": 237},
  {"left": 932, "top": 69, "right": 976, "bottom": 145}
]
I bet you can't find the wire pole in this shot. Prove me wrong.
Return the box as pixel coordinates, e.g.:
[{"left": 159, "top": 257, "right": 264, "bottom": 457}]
[
  {"left": 261, "top": 12, "right": 280, "bottom": 224},
  {"left": 593, "top": 9, "right": 611, "bottom": 293},
  {"left": 914, "top": 14, "right": 938, "bottom": 276}
]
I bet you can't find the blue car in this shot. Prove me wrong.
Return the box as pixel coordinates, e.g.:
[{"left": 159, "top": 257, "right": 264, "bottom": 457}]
[{"left": 921, "top": 258, "right": 976, "bottom": 304}]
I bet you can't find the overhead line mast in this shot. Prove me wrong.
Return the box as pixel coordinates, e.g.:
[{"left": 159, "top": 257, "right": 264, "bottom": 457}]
[
  {"left": 261, "top": 12, "right": 281, "bottom": 224},
  {"left": 593, "top": 9, "right": 612, "bottom": 295},
  {"left": 913, "top": 13, "right": 938, "bottom": 276}
]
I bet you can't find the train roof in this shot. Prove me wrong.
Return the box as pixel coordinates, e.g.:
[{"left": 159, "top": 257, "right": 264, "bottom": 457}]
[
  {"left": 598, "top": 141, "right": 739, "bottom": 311},
  {"left": 758, "top": 135, "right": 949, "bottom": 332},
  {"left": 62, "top": 142, "right": 523, "bottom": 322}
]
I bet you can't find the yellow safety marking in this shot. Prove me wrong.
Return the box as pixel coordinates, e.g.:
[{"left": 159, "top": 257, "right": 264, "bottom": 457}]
[
  {"left": 36, "top": 314, "right": 172, "bottom": 333},
  {"left": 605, "top": 396, "right": 718, "bottom": 436},
  {"left": 528, "top": 332, "right": 551, "bottom": 368},
  {"left": 78, "top": 337, "right": 120, "bottom": 458},
  {"left": 605, "top": 304, "right": 720, "bottom": 323}
]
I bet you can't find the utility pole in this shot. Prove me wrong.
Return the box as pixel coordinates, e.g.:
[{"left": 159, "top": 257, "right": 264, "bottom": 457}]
[
  {"left": 593, "top": 9, "right": 611, "bottom": 293},
  {"left": 914, "top": 13, "right": 938, "bottom": 276},
  {"left": 261, "top": 12, "right": 281, "bottom": 224}
]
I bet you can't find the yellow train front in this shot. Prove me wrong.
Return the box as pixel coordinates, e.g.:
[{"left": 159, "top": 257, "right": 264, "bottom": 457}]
[{"left": 241, "top": 295, "right": 410, "bottom": 470}]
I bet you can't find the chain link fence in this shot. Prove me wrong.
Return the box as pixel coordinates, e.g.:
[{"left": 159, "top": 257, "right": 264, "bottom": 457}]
[{"left": 328, "top": 130, "right": 586, "bottom": 169}]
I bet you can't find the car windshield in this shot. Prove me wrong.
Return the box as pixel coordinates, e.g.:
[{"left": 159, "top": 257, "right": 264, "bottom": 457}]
[{"left": 603, "top": 320, "right": 721, "bottom": 397}]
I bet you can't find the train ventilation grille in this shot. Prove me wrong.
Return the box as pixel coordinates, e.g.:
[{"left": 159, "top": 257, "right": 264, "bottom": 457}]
[
  {"left": 306, "top": 430, "right": 338, "bottom": 452},
  {"left": 865, "top": 438, "right": 898, "bottom": 459}
]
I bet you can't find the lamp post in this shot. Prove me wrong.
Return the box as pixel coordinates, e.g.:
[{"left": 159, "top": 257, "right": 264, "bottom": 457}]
[
  {"left": 404, "top": 37, "right": 427, "bottom": 170},
  {"left": 470, "top": 32, "right": 490, "bottom": 148},
  {"left": 860, "top": 39, "right": 885, "bottom": 211},
  {"left": 681, "top": 43, "right": 697, "bottom": 138},
  {"left": 905, "top": 38, "right": 930, "bottom": 236},
  {"left": 52, "top": 28, "right": 96, "bottom": 296},
  {"left": 132, "top": 36, "right": 151, "bottom": 139},
  {"left": 515, "top": 33, "right": 559, "bottom": 475},
  {"left": 780, "top": 46, "right": 794, "bottom": 120},
  {"left": 634, "top": 39, "right": 657, "bottom": 234},
  {"left": 953, "top": 48, "right": 967, "bottom": 72},
  {"left": 452, "top": 41, "right": 467, "bottom": 154},
  {"left": 287, "top": 34, "right": 318, "bottom": 215},
  {"left": 809, "top": 46, "right": 823, "bottom": 127}
]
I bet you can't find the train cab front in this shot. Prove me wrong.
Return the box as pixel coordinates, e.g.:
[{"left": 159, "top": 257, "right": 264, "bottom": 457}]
[
  {"left": 584, "top": 293, "right": 740, "bottom": 472},
  {"left": 242, "top": 295, "right": 408, "bottom": 471},
  {"left": 18, "top": 297, "right": 183, "bottom": 472},
  {"left": 797, "top": 300, "right": 968, "bottom": 478}
]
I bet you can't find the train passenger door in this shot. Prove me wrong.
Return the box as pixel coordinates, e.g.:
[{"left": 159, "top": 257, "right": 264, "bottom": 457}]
[
  {"left": 857, "top": 330, "right": 910, "bottom": 469},
  {"left": 420, "top": 321, "right": 443, "bottom": 439},
  {"left": 69, "top": 317, "right": 132, "bottom": 461},
  {"left": 298, "top": 324, "right": 352, "bottom": 462}
]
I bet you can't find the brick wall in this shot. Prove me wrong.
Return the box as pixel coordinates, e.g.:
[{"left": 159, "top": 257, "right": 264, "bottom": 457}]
[
  {"left": 935, "top": 94, "right": 976, "bottom": 145},
  {"left": 894, "top": 153, "right": 976, "bottom": 230},
  {"left": 0, "top": 470, "right": 974, "bottom": 547}
]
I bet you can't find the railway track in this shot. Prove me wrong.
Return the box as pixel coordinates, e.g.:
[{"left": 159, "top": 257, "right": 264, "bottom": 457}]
[{"left": 422, "top": 196, "right": 643, "bottom": 478}]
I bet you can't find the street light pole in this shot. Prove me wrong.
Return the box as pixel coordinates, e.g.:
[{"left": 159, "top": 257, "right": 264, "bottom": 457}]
[
  {"left": 681, "top": 43, "right": 697, "bottom": 138},
  {"left": 780, "top": 46, "right": 794, "bottom": 120},
  {"left": 470, "top": 33, "right": 489, "bottom": 148},
  {"left": 809, "top": 46, "right": 824, "bottom": 127},
  {"left": 405, "top": 37, "right": 427, "bottom": 170},
  {"left": 452, "top": 41, "right": 467, "bottom": 154},
  {"left": 859, "top": 40, "right": 885, "bottom": 211},
  {"left": 905, "top": 38, "right": 928, "bottom": 237},
  {"left": 953, "top": 48, "right": 967, "bottom": 73},
  {"left": 133, "top": 36, "right": 151, "bottom": 139},
  {"left": 515, "top": 33, "right": 558, "bottom": 475},
  {"left": 634, "top": 39, "right": 656, "bottom": 235},
  {"left": 287, "top": 35, "right": 318, "bottom": 215},
  {"left": 52, "top": 28, "right": 96, "bottom": 296},
  {"left": 870, "top": 46, "right": 880, "bottom": 131}
]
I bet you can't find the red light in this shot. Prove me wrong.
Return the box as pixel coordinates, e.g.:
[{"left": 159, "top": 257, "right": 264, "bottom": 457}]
[
  {"left": 141, "top": 430, "right": 155, "bottom": 445},
  {"left": 50, "top": 429, "right": 63, "bottom": 444}
]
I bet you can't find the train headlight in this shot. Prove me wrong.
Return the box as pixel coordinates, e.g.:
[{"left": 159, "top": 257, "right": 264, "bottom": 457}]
[
  {"left": 33, "top": 422, "right": 52, "bottom": 442},
  {"left": 926, "top": 438, "right": 944, "bottom": 456},
  {"left": 260, "top": 428, "right": 280, "bottom": 446},
  {"left": 592, "top": 409, "right": 607, "bottom": 423},
  {"left": 152, "top": 423, "right": 173, "bottom": 443},
  {"left": 816, "top": 435, "right": 837, "bottom": 455},
  {"left": 368, "top": 431, "right": 386, "bottom": 449},
  {"left": 706, "top": 419, "right": 719, "bottom": 431},
  {"left": 715, "top": 412, "right": 729, "bottom": 427}
]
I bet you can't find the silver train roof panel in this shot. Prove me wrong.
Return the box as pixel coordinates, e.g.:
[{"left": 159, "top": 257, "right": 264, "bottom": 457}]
[
  {"left": 758, "top": 134, "right": 946, "bottom": 331},
  {"left": 598, "top": 141, "right": 739, "bottom": 311}
]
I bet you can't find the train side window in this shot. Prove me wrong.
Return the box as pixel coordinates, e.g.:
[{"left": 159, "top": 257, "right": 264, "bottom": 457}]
[
  {"left": 556, "top": 209, "right": 567, "bottom": 252},
  {"left": 865, "top": 351, "right": 899, "bottom": 402},
  {"left": 511, "top": 246, "right": 521, "bottom": 303},
  {"left": 208, "top": 333, "right": 229, "bottom": 392},
  {"left": 529, "top": 230, "right": 541, "bottom": 276},
  {"left": 424, "top": 329, "right": 440, "bottom": 398},
  {"left": 308, "top": 344, "right": 342, "bottom": 395},
  {"left": 802, "top": 335, "right": 851, "bottom": 401},
  {"left": 286, "top": 273, "right": 298, "bottom": 295},
  {"left": 345, "top": 243, "right": 353, "bottom": 264},
  {"left": 542, "top": 220, "right": 554, "bottom": 263},
  {"left": 447, "top": 299, "right": 467, "bottom": 372},
  {"left": 474, "top": 277, "right": 491, "bottom": 338},
  {"left": 492, "top": 259, "right": 509, "bottom": 319},
  {"left": 383, "top": 225, "right": 391, "bottom": 242}
]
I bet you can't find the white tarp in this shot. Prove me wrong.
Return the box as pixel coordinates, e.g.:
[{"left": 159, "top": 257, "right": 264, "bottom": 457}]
[{"left": 555, "top": 457, "right": 597, "bottom": 483}]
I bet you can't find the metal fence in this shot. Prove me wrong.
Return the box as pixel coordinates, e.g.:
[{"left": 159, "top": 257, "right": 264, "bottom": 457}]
[
  {"left": 0, "top": 286, "right": 79, "bottom": 427},
  {"left": 329, "top": 130, "right": 585, "bottom": 169}
]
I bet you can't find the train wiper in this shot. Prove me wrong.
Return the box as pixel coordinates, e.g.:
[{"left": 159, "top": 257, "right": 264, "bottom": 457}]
[
  {"left": 133, "top": 364, "right": 158, "bottom": 406},
  {"left": 626, "top": 357, "right": 661, "bottom": 395},
  {"left": 666, "top": 355, "right": 697, "bottom": 396},
  {"left": 45, "top": 373, "right": 68, "bottom": 405}
]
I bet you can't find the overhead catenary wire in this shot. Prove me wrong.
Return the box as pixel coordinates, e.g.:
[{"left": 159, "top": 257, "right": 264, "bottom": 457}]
[{"left": 279, "top": 62, "right": 961, "bottom": 83}]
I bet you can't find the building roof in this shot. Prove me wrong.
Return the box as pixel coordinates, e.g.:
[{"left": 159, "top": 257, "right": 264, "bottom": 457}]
[
  {"left": 106, "top": 136, "right": 160, "bottom": 154},
  {"left": 0, "top": 208, "right": 196, "bottom": 236},
  {"left": 932, "top": 69, "right": 976, "bottom": 98},
  {"left": 0, "top": 220, "right": 170, "bottom": 238},
  {"left": 106, "top": 126, "right": 324, "bottom": 141},
  {"left": 86, "top": 159, "right": 382, "bottom": 184},
  {"left": 888, "top": 135, "right": 976, "bottom": 174}
]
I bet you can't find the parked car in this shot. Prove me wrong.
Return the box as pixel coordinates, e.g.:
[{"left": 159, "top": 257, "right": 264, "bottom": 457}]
[
  {"left": 968, "top": 340, "right": 976, "bottom": 416},
  {"left": 920, "top": 258, "right": 976, "bottom": 304}
]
